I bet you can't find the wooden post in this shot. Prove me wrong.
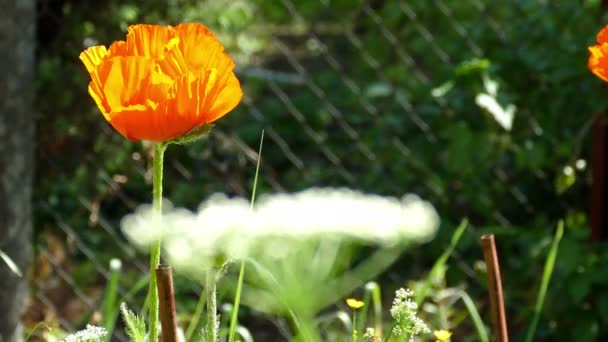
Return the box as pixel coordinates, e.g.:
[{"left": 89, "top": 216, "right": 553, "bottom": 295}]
[
  {"left": 590, "top": 114, "right": 606, "bottom": 241},
  {"left": 156, "top": 264, "right": 179, "bottom": 342},
  {"left": 481, "top": 235, "right": 509, "bottom": 342},
  {"left": 590, "top": 0, "right": 608, "bottom": 241}
]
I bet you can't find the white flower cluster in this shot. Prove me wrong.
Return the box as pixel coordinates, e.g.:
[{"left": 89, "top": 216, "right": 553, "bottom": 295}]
[
  {"left": 390, "top": 288, "right": 430, "bottom": 339},
  {"left": 62, "top": 325, "right": 107, "bottom": 342},
  {"left": 122, "top": 188, "right": 439, "bottom": 275},
  {"left": 363, "top": 327, "right": 381, "bottom": 342}
]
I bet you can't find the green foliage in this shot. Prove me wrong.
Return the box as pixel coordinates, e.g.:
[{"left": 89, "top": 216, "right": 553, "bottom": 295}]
[{"left": 34, "top": 0, "right": 608, "bottom": 341}]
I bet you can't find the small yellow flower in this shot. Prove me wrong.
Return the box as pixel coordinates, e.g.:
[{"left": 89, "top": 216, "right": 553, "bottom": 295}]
[
  {"left": 434, "top": 330, "right": 452, "bottom": 341},
  {"left": 346, "top": 298, "right": 365, "bottom": 309}
]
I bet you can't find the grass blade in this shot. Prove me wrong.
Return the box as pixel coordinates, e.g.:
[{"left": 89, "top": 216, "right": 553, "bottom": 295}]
[
  {"left": 357, "top": 282, "right": 382, "bottom": 339},
  {"left": 524, "top": 220, "right": 564, "bottom": 342},
  {"left": 186, "top": 288, "right": 207, "bottom": 341},
  {"left": 459, "top": 291, "right": 489, "bottom": 342},
  {"left": 228, "top": 130, "right": 264, "bottom": 342},
  {"left": 102, "top": 259, "right": 122, "bottom": 341},
  {"left": 415, "top": 219, "right": 468, "bottom": 304}
]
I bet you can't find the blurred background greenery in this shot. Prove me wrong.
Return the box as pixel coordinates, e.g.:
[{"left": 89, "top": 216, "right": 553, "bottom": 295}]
[{"left": 29, "top": 0, "right": 608, "bottom": 340}]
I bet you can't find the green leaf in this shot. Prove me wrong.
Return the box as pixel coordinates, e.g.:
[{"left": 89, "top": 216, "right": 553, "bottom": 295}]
[{"left": 455, "top": 58, "right": 491, "bottom": 76}]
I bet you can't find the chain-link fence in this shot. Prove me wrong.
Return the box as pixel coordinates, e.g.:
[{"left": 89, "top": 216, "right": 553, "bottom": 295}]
[{"left": 29, "top": 0, "right": 603, "bottom": 339}]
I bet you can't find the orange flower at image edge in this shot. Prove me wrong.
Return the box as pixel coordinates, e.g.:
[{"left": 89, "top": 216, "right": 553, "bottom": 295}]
[
  {"left": 588, "top": 24, "right": 608, "bottom": 82},
  {"left": 80, "top": 24, "right": 242, "bottom": 142}
]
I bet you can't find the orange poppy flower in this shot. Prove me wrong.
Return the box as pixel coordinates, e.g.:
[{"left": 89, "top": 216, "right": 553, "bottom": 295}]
[
  {"left": 589, "top": 25, "right": 608, "bottom": 82},
  {"left": 79, "top": 24, "right": 242, "bottom": 142}
]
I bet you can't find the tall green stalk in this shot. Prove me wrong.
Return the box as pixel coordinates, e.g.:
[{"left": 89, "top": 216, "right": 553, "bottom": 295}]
[
  {"left": 206, "top": 269, "right": 218, "bottom": 342},
  {"left": 228, "top": 130, "right": 264, "bottom": 342},
  {"left": 149, "top": 142, "right": 166, "bottom": 342}
]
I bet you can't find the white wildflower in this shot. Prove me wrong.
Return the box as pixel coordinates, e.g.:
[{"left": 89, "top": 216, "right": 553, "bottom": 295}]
[
  {"left": 363, "top": 327, "right": 380, "bottom": 342},
  {"left": 62, "top": 325, "right": 107, "bottom": 342},
  {"left": 390, "top": 288, "right": 430, "bottom": 338}
]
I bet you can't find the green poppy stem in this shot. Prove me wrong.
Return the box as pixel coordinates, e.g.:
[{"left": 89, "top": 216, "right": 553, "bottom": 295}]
[
  {"left": 149, "top": 142, "right": 166, "bottom": 342},
  {"left": 206, "top": 269, "right": 218, "bottom": 342}
]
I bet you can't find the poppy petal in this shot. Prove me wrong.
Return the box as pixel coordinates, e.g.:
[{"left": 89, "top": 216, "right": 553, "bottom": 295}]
[
  {"left": 80, "top": 45, "right": 109, "bottom": 73},
  {"left": 598, "top": 25, "right": 608, "bottom": 44},
  {"left": 174, "top": 23, "right": 231, "bottom": 73},
  {"left": 96, "top": 57, "right": 157, "bottom": 112},
  {"left": 87, "top": 82, "right": 111, "bottom": 119},
  {"left": 206, "top": 72, "right": 242, "bottom": 123},
  {"left": 126, "top": 24, "right": 174, "bottom": 58},
  {"left": 80, "top": 46, "right": 112, "bottom": 116},
  {"left": 589, "top": 44, "right": 608, "bottom": 82},
  {"left": 109, "top": 40, "right": 127, "bottom": 56},
  {"left": 158, "top": 37, "right": 190, "bottom": 79}
]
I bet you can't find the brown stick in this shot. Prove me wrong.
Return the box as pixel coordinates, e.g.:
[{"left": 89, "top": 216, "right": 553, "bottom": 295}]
[
  {"left": 156, "top": 264, "right": 178, "bottom": 342},
  {"left": 481, "top": 234, "right": 508, "bottom": 342}
]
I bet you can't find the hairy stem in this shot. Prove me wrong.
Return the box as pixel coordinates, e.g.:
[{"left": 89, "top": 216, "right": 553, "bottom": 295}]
[
  {"left": 149, "top": 143, "right": 166, "bottom": 342},
  {"left": 206, "top": 269, "right": 218, "bottom": 342}
]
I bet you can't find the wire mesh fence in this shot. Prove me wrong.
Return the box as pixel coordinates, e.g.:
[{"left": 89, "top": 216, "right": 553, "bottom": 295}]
[{"left": 29, "top": 0, "right": 601, "bottom": 339}]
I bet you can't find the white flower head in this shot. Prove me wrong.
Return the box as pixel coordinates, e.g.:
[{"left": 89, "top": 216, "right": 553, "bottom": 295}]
[
  {"left": 121, "top": 188, "right": 439, "bottom": 276},
  {"left": 390, "top": 288, "right": 430, "bottom": 338},
  {"left": 62, "top": 325, "right": 107, "bottom": 342}
]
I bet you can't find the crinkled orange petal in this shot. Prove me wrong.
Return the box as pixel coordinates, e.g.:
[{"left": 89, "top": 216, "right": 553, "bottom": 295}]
[
  {"left": 589, "top": 44, "right": 608, "bottom": 82},
  {"left": 106, "top": 108, "right": 157, "bottom": 141},
  {"left": 80, "top": 45, "right": 109, "bottom": 73},
  {"left": 80, "top": 46, "right": 112, "bottom": 116},
  {"left": 109, "top": 40, "right": 128, "bottom": 56},
  {"left": 87, "top": 82, "right": 111, "bottom": 119},
  {"left": 170, "top": 70, "right": 216, "bottom": 121},
  {"left": 207, "top": 50, "right": 237, "bottom": 90},
  {"left": 96, "top": 57, "right": 158, "bottom": 112},
  {"left": 111, "top": 70, "right": 219, "bottom": 142},
  {"left": 598, "top": 25, "right": 608, "bottom": 44},
  {"left": 91, "top": 57, "right": 178, "bottom": 141},
  {"left": 174, "top": 23, "right": 232, "bottom": 74},
  {"left": 206, "top": 72, "right": 243, "bottom": 123},
  {"left": 126, "top": 24, "right": 174, "bottom": 58},
  {"left": 109, "top": 105, "right": 195, "bottom": 142},
  {"left": 157, "top": 37, "right": 190, "bottom": 79}
]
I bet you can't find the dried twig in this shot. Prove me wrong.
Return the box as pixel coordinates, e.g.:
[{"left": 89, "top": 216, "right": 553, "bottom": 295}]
[
  {"left": 156, "top": 264, "right": 178, "bottom": 342},
  {"left": 481, "top": 234, "right": 508, "bottom": 342}
]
